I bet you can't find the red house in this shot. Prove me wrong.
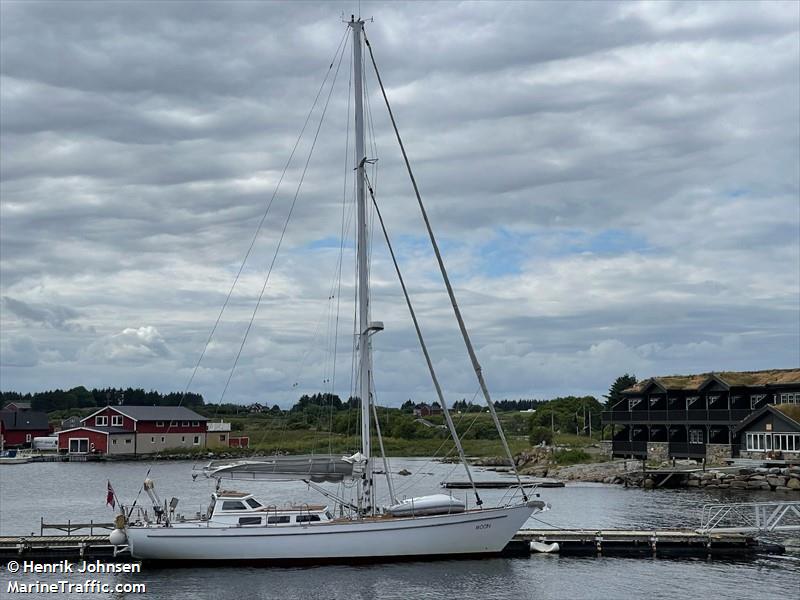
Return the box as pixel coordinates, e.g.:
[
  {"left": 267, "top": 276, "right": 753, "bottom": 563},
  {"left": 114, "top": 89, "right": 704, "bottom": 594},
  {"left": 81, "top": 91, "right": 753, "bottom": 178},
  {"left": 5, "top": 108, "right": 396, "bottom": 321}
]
[
  {"left": 57, "top": 405, "right": 209, "bottom": 456},
  {"left": 0, "top": 407, "right": 51, "bottom": 448}
]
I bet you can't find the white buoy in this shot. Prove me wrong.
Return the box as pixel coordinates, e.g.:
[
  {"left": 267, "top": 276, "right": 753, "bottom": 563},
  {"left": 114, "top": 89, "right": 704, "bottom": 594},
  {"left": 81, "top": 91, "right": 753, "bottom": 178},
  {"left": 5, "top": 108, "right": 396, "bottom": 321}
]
[
  {"left": 530, "top": 541, "right": 560, "bottom": 553},
  {"left": 109, "top": 528, "right": 128, "bottom": 546}
]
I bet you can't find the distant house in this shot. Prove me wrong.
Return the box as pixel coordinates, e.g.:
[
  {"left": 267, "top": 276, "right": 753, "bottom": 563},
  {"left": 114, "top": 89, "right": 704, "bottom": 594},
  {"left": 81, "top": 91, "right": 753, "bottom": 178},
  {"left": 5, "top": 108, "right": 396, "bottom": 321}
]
[
  {"left": 207, "top": 421, "right": 232, "bottom": 448},
  {"left": 3, "top": 401, "right": 31, "bottom": 412},
  {"left": 248, "top": 403, "right": 265, "bottom": 414},
  {"left": 0, "top": 409, "right": 51, "bottom": 448},
  {"left": 57, "top": 406, "right": 209, "bottom": 456},
  {"left": 60, "top": 415, "right": 82, "bottom": 430},
  {"left": 413, "top": 403, "right": 443, "bottom": 418},
  {"left": 734, "top": 405, "right": 800, "bottom": 459},
  {"left": 229, "top": 436, "right": 250, "bottom": 449}
]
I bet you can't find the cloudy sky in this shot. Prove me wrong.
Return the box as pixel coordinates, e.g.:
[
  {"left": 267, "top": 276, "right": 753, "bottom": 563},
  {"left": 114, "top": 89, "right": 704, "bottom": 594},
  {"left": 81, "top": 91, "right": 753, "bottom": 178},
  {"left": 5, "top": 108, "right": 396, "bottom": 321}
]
[{"left": 1, "top": 1, "right": 798, "bottom": 407}]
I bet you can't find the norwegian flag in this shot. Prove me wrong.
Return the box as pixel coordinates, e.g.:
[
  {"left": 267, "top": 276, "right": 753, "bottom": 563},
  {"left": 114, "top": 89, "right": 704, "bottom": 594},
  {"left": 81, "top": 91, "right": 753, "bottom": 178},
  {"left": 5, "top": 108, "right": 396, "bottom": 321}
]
[{"left": 106, "top": 480, "right": 116, "bottom": 509}]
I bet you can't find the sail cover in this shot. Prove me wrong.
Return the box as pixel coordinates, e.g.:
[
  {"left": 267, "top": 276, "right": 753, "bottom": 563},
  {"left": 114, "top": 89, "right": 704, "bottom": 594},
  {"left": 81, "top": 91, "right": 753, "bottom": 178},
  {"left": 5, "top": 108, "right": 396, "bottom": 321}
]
[{"left": 201, "top": 454, "right": 365, "bottom": 483}]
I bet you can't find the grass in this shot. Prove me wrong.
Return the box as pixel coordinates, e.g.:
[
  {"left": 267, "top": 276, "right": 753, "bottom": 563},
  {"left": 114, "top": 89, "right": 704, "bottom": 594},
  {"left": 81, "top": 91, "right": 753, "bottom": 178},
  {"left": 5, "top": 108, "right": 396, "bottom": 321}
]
[
  {"left": 552, "top": 448, "right": 592, "bottom": 465},
  {"left": 232, "top": 424, "right": 530, "bottom": 458}
]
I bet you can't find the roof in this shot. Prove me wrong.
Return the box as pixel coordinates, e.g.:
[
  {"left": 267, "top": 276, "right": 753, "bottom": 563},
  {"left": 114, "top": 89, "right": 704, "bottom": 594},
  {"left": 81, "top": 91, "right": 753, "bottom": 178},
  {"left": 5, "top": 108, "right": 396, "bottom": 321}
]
[
  {"left": 3, "top": 402, "right": 31, "bottom": 410},
  {"left": 0, "top": 410, "right": 50, "bottom": 431},
  {"left": 624, "top": 369, "right": 800, "bottom": 394},
  {"left": 734, "top": 404, "right": 800, "bottom": 434},
  {"left": 82, "top": 405, "right": 208, "bottom": 423},
  {"left": 58, "top": 426, "right": 131, "bottom": 436}
]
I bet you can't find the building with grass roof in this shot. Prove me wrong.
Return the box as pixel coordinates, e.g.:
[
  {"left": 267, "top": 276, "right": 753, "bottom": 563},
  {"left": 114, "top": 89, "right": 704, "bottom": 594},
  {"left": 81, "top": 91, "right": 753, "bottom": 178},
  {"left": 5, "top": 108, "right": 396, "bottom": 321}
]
[{"left": 601, "top": 368, "right": 800, "bottom": 463}]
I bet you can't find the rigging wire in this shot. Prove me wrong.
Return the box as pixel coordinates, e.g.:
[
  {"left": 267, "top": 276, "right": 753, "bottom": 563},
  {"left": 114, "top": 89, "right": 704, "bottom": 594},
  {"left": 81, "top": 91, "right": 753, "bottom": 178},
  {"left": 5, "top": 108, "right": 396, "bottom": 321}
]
[
  {"left": 217, "top": 27, "right": 350, "bottom": 405},
  {"left": 363, "top": 30, "right": 528, "bottom": 502},
  {"left": 176, "top": 26, "right": 350, "bottom": 408},
  {"left": 365, "top": 169, "right": 482, "bottom": 506}
]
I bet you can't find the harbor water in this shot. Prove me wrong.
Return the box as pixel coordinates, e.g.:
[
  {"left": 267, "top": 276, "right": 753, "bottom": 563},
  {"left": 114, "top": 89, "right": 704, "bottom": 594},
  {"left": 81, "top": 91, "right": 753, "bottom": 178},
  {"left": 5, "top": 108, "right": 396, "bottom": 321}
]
[{"left": 2, "top": 458, "right": 799, "bottom": 599}]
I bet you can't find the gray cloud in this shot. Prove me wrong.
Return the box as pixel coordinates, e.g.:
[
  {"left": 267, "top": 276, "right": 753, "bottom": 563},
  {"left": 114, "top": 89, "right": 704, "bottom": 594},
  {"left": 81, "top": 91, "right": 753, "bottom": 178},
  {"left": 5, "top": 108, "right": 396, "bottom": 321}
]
[{"left": 1, "top": 1, "right": 797, "bottom": 405}]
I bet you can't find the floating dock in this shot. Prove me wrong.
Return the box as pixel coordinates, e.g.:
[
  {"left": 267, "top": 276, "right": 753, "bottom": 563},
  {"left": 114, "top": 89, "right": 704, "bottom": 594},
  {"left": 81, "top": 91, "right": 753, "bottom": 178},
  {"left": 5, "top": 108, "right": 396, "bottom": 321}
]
[
  {"left": 442, "top": 480, "right": 565, "bottom": 489},
  {"left": 513, "top": 528, "right": 785, "bottom": 557},
  {"left": 0, "top": 528, "right": 784, "bottom": 562}
]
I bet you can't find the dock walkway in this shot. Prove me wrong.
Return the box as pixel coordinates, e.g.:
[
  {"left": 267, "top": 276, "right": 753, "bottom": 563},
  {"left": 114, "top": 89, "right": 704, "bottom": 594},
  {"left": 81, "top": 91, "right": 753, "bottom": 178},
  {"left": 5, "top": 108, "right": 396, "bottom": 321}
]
[{"left": 0, "top": 528, "right": 784, "bottom": 561}]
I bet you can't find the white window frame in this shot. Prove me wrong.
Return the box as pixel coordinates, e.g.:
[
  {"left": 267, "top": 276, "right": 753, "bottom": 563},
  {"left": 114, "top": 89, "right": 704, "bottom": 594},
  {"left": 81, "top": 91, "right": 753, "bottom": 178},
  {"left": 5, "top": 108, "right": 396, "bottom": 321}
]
[
  {"left": 125, "top": 438, "right": 132, "bottom": 444},
  {"left": 193, "top": 435, "right": 200, "bottom": 446},
  {"left": 191, "top": 421, "right": 199, "bottom": 427},
  {"left": 773, "top": 433, "right": 800, "bottom": 452},
  {"left": 112, "top": 438, "right": 117, "bottom": 445},
  {"left": 628, "top": 398, "right": 641, "bottom": 411},
  {"left": 182, "top": 421, "right": 189, "bottom": 427},
  {"left": 689, "top": 429, "right": 703, "bottom": 444},
  {"left": 779, "top": 393, "right": 798, "bottom": 404},
  {"left": 151, "top": 437, "right": 155, "bottom": 444},
  {"left": 95, "top": 416, "right": 108, "bottom": 426},
  {"left": 750, "top": 394, "right": 766, "bottom": 409},
  {"left": 111, "top": 415, "right": 123, "bottom": 427},
  {"left": 69, "top": 438, "right": 89, "bottom": 454},
  {"left": 160, "top": 436, "right": 165, "bottom": 443},
  {"left": 156, "top": 421, "right": 165, "bottom": 428},
  {"left": 25, "top": 433, "right": 32, "bottom": 443}
]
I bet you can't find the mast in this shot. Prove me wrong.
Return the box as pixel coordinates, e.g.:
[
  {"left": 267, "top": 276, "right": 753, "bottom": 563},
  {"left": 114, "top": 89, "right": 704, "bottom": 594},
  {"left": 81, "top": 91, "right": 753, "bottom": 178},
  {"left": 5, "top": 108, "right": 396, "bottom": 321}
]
[{"left": 351, "top": 16, "right": 373, "bottom": 515}]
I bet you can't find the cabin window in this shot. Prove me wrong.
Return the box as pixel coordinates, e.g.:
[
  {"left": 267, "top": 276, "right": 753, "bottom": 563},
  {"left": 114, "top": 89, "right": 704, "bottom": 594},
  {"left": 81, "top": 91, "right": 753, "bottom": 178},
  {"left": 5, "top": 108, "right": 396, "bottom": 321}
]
[
  {"left": 773, "top": 434, "right": 799, "bottom": 452},
  {"left": 296, "top": 515, "right": 321, "bottom": 523},
  {"left": 181, "top": 436, "right": 185, "bottom": 443},
  {"left": 151, "top": 437, "right": 155, "bottom": 443},
  {"left": 112, "top": 439, "right": 117, "bottom": 445},
  {"left": 193, "top": 436, "right": 200, "bottom": 445},
  {"left": 125, "top": 439, "right": 131, "bottom": 444},
  {"left": 750, "top": 394, "right": 767, "bottom": 409},
  {"left": 688, "top": 429, "right": 703, "bottom": 444},
  {"left": 156, "top": 421, "right": 164, "bottom": 427},
  {"left": 219, "top": 434, "right": 226, "bottom": 442},
  {"left": 267, "top": 516, "right": 290, "bottom": 524},
  {"left": 170, "top": 420, "right": 178, "bottom": 426},
  {"left": 779, "top": 393, "right": 798, "bottom": 404},
  {"left": 161, "top": 436, "right": 165, "bottom": 443},
  {"left": 221, "top": 501, "right": 247, "bottom": 511},
  {"left": 245, "top": 498, "right": 263, "bottom": 509},
  {"left": 111, "top": 415, "right": 123, "bottom": 427},
  {"left": 746, "top": 433, "right": 772, "bottom": 451},
  {"left": 238, "top": 517, "right": 263, "bottom": 526},
  {"left": 192, "top": 421, "right": 199, "bottom": 426},
  {"left": 95, "top": 416, "right": 108, "bottom": 426},
  {"left": 628, "top": 398, "right": 641, "bottom": 411},
  {"left": 182, "top": 421, "right": 189, "bottom": 427}
]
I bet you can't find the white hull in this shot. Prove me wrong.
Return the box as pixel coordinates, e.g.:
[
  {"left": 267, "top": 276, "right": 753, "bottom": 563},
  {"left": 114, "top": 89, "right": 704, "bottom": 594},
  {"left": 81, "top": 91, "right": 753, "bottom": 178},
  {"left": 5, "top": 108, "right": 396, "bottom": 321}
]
[{"left": 126, "top": 502, "right": 539, "bottom": 561}]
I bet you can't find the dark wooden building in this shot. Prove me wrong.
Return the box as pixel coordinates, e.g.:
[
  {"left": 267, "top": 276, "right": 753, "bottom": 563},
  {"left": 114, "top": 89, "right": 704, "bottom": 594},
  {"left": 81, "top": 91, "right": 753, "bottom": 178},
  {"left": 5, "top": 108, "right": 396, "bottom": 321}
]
[{"left": 601, "top": 369, "right": 800, "bottom": 463}]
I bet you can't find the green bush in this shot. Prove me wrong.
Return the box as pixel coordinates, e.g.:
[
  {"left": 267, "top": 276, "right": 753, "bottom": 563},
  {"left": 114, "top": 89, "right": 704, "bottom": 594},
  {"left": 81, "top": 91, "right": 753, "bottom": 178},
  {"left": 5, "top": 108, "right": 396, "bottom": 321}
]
[
  {"left": 552, "top": 449, "right": 591, "bottom": 465},
  {"left": 529, "top": 426, "right": 553, "bottom": 446}
]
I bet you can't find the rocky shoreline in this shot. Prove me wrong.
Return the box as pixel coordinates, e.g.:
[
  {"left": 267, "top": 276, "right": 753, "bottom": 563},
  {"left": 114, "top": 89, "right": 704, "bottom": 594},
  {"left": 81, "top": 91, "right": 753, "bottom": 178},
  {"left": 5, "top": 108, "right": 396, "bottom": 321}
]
[{"left": 470, "top": 450, "right": 800, "bottom": 492}]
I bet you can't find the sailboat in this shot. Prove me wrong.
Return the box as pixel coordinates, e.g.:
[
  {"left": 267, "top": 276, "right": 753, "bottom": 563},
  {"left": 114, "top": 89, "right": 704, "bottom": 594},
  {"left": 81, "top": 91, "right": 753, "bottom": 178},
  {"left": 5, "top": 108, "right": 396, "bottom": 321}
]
[{"left": 112, "top": 16, "right": 547, "bottom": 563}]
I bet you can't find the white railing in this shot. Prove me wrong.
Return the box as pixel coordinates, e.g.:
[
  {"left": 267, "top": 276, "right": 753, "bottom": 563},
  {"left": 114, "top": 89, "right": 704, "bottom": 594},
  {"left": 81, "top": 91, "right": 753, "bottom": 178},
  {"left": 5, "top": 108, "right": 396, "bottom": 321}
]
[{"left": 698, "top": 501, "right": 800, "bottom": 533}]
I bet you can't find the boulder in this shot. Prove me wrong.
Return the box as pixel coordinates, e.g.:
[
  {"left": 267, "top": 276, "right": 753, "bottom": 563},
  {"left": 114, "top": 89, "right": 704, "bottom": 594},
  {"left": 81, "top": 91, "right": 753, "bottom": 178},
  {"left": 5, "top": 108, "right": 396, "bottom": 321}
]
[
  {"left": 787, "top": 477, "right": 800, "bottom": 490},
  {"left": 701, "top": 472, "right": 716, "bottom": 481},
  {"left": 775, "top": 486, "right": 792, "bottom": 493},
  {"left": 730, "top": 480, "right": 748, "bottom": 489},
  {"left": 768, "top": 467, "right": 782, "bottom": 475},
  {"left": 687, "top": 479, "right": 700, "bottom": 487},
  {"left": 767, "top": 476, "right": 786, "bottom": 488},
  {"left": 643, "top": 478, "right": 655, "bottom": 489},
  {"left": 748, "top": 475, "right": 766, "bottom": 481},
  {"left": 747, "top": 480, "right": 770, "bottom": 489},
  {"left": 755, "top": 467, "right": 769, "bottom": 474}
]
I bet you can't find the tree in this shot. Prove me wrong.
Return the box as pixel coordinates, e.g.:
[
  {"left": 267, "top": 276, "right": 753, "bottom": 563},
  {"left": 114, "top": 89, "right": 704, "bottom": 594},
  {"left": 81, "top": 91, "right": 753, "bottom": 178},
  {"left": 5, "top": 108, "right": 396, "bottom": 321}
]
[
  {"left": 604, "top": 374, "right": 637, "bottom": 409},
  {"left": 400, "top": 399, "right": 414, "bottom": 413},
  {"left": 529, "top": 426, "right": 553, "bottom": 446}
]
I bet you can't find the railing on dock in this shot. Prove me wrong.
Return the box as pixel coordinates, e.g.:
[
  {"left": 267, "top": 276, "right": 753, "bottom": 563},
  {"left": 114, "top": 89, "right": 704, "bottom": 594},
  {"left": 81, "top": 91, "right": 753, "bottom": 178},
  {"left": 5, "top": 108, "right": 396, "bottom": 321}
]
[
  {"left": 698, "top": 501, "right": 800, "bottom": 533},
  {"left": 40, "top": 518, "right": 115, "bottom": 536}
]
